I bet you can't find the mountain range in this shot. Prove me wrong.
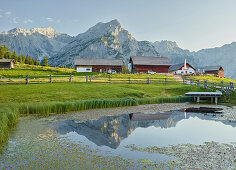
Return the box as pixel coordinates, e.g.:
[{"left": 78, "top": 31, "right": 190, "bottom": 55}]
[{"left": 0, "top": 19, "right": 235, "bottom": 79}]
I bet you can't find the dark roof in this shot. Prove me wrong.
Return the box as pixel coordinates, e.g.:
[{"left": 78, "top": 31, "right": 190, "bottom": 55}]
[
  {"left": 0, "top": 59, "right": 14, "bottom": 63},
  {"left": 74, "top": 58, "right": 123, "bottom": 66},
  {"left": 130, "top": 56, "right": 172, "bottom": 65},
  {"left": 169, "top": 62, "right": 195, "bottom": 72},
  {"left": 203, "top": 65, "right": 223, "bottom": 71}
]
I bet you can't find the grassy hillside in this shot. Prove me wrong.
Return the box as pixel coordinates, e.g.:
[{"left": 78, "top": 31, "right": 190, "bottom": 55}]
[
  {"left": 0, "top": 63, "right": 173, "bottom": 79},
  {"left": 186, "top": 75, "right": 236, "bottom": 85}
]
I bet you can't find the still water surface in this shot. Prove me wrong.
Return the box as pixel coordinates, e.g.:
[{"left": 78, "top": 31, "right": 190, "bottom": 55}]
[{"left": 1, "top": 107, "right": 236, "bottom": 168}]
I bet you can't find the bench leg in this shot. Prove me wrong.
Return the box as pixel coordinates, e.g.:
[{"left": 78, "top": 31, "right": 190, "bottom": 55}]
[
  {"left": 197, "top": 97, "right": 200, "bottom": 103},
  {"left": 211, "top": 97, "right": 213, "bottom": 103},
  {"left": 215, "top": 97, "right": 218, "bottom": 105}
]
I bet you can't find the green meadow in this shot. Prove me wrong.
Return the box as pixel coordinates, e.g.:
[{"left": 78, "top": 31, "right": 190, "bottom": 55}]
[
  {"left": 0, "top": 82, "right": 206, "bottom": 144},
  {"left": 0, "top": 64, "right": 236, "bottom": 144},
  {"left": 0, "top": 63, "right": 173, "bottom": 79},
  {"left": 186, "top": 75, "right": 236, "bottom": 85}
]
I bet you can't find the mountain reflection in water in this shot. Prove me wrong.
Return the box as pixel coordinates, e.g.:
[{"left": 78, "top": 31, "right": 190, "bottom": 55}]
[{"left": 51, "top": 109, "right": 233, "bottom": 149}]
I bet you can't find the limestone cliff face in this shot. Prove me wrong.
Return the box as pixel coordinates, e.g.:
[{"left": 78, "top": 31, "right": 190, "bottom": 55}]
[{"left": 1, "top": 20, "right": 235, "bottom": 79}]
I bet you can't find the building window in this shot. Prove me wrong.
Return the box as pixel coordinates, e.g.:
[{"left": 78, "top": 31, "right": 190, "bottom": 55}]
[{"left": 86, "top": 68, "right": 91, "bottom": 71}]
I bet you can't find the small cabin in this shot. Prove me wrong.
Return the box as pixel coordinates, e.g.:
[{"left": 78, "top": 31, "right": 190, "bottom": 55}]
[
  {"left": 0, "top": 59, "right": 15, "bottom": 69},
  {"left": 74, "top": 58, "right": 123, "bottom": 73},
  {"left": 129, "top": 56, "right": 172, "bottom": 73},
  {"left": 169, "top": 60, "right": 195, "bottom": 75},
  {"left": 197, "top": 65, "right": 224, "bottom": 78}
]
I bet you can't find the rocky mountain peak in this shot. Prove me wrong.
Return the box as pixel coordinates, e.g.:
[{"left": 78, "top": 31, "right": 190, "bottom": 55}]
[
  {"left": 30, "top": 27, "right": 60, "bottom": 38},
  {"left": 2, "top": 26, "right": 61, "bottom": 38}
]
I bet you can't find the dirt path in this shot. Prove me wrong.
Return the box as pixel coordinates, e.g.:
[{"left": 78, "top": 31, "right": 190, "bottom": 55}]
[{"left": 171, "top": 75, "right": 183, "bottom": 83}]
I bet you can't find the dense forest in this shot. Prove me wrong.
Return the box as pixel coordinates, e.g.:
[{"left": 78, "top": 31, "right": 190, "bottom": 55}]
[{"left": 0, "top": 44, "right": 49, "bottom": 66}]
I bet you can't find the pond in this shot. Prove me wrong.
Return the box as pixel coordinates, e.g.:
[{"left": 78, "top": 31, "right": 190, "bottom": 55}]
[{"left": 1, "top": 104, "right": 236, "bottom": 169}]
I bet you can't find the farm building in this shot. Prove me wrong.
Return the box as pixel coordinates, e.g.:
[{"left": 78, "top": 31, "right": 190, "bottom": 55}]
[
  {"left": 169, "top": 59, "right": 195, "bottom": 75},
  {"left": 0, "top": 59, "right": 15, "bottom": 69},
  {"left": 74, "top": 58, "right": 123, "bottom": 73},
  {"left": 129, "top": 56, "right": 172, "bottom": 73},
  {"left": 197, "top": 65, "right": 224, "bottom": 78}
]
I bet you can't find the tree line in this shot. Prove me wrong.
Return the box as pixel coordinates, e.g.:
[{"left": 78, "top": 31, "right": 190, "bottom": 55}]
[{"left": 0, "top": 44, "right": 49, "bottom": 66}]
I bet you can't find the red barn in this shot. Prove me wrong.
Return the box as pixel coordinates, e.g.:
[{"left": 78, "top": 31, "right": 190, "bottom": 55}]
[
  {"left": 129, "top": 56, "right": 172, "bottom": 73},
  {"left": 74, "top": 58, "right": 123, "bottom": 73}
]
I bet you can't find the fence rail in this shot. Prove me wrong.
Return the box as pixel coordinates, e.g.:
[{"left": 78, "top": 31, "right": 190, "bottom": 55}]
[
  {"left": 0, "top": 75, "right": 180, "bottom": 85},
  {"left": 183, "top": 78, "right": 235, "bottom": 96},
  {"left": 0, "top": 75, "right": 235, "bottom": 96}
]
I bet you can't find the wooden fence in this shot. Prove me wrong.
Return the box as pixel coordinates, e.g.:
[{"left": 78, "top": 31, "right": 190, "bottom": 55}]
[
  {"left": 0, "top": 75, "right": 235, "bottom": 96},
  {"left": 0, "top": 75, "right": 179, "bottom": 85},
  {"left": 183, "top": 77, "right": 235, "bottom": 96}
]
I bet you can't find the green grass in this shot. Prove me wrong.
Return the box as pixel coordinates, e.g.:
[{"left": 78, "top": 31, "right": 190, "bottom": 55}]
[
  {"left": 0, "top": 63, "right": 174, "bottom": 79},
  {"left": 0, "top": 82, "right": 206, "bottom": 144},
  {"left": 186, "top": 75, "right": 236, "bottom": 85},
  {"left": 0, "top": 83, "right": 205, "bottom": 103},
  {"left": 0, "top": 63, "right": 99, "bottom": 78},
  {"left": 0, "top": 105, "right": 19, "bottom": 143}
]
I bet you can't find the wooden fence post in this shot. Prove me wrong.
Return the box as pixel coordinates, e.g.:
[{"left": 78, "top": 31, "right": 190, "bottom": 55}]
[
  {"left": 69, "top": 75, "right": 72, "bottom": 82},
  {"left": 147, "top": 77, "right": 149, "bottom": 84},
  {"left": 25, "top": 75, "right": 28, "bottom": 84},
  {"left": 49, "top": 75, "right": 52, "bottom": 83},
  {"left": 108, "top": 76, "right": 111, "bottom": 82},
  {"left": 86, "top": 76, "right": 88, "bottom": 83},
  {"left": 221, "top": 81, "right": 224, "bottom": 91},
  {"left": 90, "top": 76, "right": 91, "bottom": 83},
  {"left": 197, "top": 80, "right": 199, "bottom": 87},
  {"left": 182, "top": 77, "right": 185, "bottom": 84},
  {"left": 128, "top": 77, "right": 131, "bottom": 84},
  {"left": 165, "top": 78, "right": 167, "bottom": 85},
  {"left": 213, "top": 82, "right": 216, "bottom": 92},
  {"left": 230, "top": 82, "right": 234, "bottom": 94},
  {"left": 204, "top": 81, "right": 207, "bottom": 89},
  {"left": 190, "top": 79, "right": 193, "bottom": 86}
]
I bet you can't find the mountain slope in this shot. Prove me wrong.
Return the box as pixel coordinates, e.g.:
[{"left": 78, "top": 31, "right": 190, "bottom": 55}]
[
  {"left": 0, "top": 20, "right": 235, "bottom": 79},
  {"left": 0, "top": 27, "right": 73, "bottom": 60},
  {"left": 49, "top": 20, "right": 160, "bottom": 66},
  {"left": 153, "top": 40, "right": 236, "bottom": 79}
]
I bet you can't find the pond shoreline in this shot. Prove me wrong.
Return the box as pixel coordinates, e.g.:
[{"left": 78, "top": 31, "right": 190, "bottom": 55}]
[{"left": 2, "top": 102, "right": 236, "bottom": 169}]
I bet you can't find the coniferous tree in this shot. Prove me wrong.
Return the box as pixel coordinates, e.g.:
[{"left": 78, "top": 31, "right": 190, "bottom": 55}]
[
  {"left": 12, "top": 51, "right": 18, "bottom": 62},
  {"left": 3, "top": 45, "right": 10, "bottom": 53},
  {"left": 122, "top": 63, "right": 130, "bottom": 74},
  {"left": 42, "top": 56, "right": 49, "bottom": 66},
  {"left": 0, "top": 44, "right": 5, "bottom": 59},
  {"left": 25, "top": 54, "right": 29, "bottom": 64},
  {"left": 22, "top": 55, "right": 26, "bottom": 64},
  {"left": 28, "top": 56, "right": 32, "bottom": 65},
  {"left": 18, "top": 55, "right": 23, "bottom": 63},
  {"left": 32, "top": 56, "right": 36, "bottom": 65},
  {"left": 36, "top": 60, "right": 40, "bottom": 66},
  {"left": 4, "top": 51, "right": 11, "bottom": 59}
]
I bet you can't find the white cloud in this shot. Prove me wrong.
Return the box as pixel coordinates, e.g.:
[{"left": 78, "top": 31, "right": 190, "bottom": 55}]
[
  {"left": 0, "top": 9, "right": 3, "bottom": 12},
  {"left": 46, "top": 17, "right": 53, "bottom": 22},
  {"left": 24, "top": 19, "right": 33, "bottom": 24},
  {"left": 5, "top": 11, "right": 11, "bottom": 15},
  {"left": 11, "top": 17, "right": 19, "bottom": 24},
  {"left": 0, "top": 15, "right": 2, "bottom": 18}
]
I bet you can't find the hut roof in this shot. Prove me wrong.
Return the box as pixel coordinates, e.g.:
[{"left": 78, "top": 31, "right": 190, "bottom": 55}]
[
  {"left": 203, "top": 65, "right": 223, "bottom": 71},
  {"left": 130, "top": 56, "right": 172, "bottom": 66},
  {"left": 0, "top": 59, "right": 14, "bottom": 63},
  {"left": 169, "top": 62, "right": 195, "bottom": 72},
  {"left": 74, "top": 58, "right": 123, "bottom": 66}
]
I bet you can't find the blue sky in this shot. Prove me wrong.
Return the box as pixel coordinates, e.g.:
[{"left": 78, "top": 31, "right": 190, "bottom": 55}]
[{"left": 1, "top": 0, "right": 236, "bottom": 51}]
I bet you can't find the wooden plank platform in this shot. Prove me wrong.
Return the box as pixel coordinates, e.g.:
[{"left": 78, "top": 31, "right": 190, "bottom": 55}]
[{"left": 185, "top": 91, "right": 222, "bottom": 104}]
